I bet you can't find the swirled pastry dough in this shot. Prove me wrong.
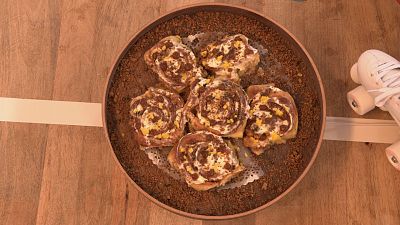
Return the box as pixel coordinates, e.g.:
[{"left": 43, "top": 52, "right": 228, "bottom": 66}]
[
  {"left": 243, "top": 85, "right": 298, "bottom": 155},
  {"left": 168, "top": 131, "right": 244, "bottom": 191},
  {"left": 130, "top": 87, "right": 186, "bottom": 148},
  {"left": 199, "top": 34, "right": 260, "bottom": 82},
  {"left": 185, "top": 78, "right": 249, "bottom": 138},
  {"left": 144, "top": 36, "right": 206, "bottom": 92}
]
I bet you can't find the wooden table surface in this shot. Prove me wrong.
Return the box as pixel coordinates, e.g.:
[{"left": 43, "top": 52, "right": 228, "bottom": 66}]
[{"left": 1, "top": 0, "right": 400, "bottom": 224}]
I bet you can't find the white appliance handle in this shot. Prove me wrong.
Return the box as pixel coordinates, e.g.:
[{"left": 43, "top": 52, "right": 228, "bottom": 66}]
[
  {"left": 0, "top": 97, "right": 103, "bottom": 127},
  {"left": 1, "top": 97, "right": 400, "bottom": 144}
]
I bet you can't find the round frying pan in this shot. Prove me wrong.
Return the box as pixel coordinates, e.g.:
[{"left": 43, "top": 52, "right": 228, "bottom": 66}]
[{"left": 102, "top": 3, "right": 326, "bottom": 220}]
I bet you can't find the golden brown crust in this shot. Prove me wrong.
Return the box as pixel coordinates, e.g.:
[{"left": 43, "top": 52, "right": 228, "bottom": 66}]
[
  {"left": 168, "top": 131, "right": 244, "bottom": 191},
  {"left": 129, "top": 87, "right": 186, "bottom": 148},
  {"left": 247, "top": 84, "right": 274, "bottom": 99},
  {"left": 144, "top": 36, "right": 205, "bottom": 93},
  {"left": 244, "top": 85, "right": 298, "bottom": 155},
  {"left": 199, "top": 34, "right": 260, "bottom": 82},
  {"left": 184, "top": 78, "right": 249, "bottom": 138}
]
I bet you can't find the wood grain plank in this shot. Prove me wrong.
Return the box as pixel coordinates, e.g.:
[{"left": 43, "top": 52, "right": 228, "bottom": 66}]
[
  {"left": 344, "top": 142, "right": 400, "bottom": 225},
  {"left": 0, "top": 123, "right": 48, "bottom": 225},
  {"left": 1, "top": 1, "right": 400, "bottom": 225},
  {"left": 203, "top": 214, "right": 255, "bottom": 225},
  {"left": 35, "top": 0, "right": 203, "bottom": 224},
  {"left": 33, "top": 0, "right": 142, "bottom": 224},
  {"left": 213, "top": 1, "right": 400, "bottom": 225},
  {"left": 0, "top": 0, "right": 61, "bottom": 224},
  {"left": 147, "top": 201, "right": 202, "bottom": 225}
]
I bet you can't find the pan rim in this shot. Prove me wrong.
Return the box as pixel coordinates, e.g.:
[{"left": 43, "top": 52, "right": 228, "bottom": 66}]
[{"left": 102, "top": 3, "right": 326, "bottom": 220}]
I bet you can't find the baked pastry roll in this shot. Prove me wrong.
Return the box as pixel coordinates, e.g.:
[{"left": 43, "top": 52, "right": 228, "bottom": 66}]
[
  {"left": 243, "top": 85, "right": 298, "bottom": 155},
  {"left": 168, "top": 131, "right": 244, "bottom": 191},
  {"left": 185, "top": 78, "right": 249, "bottom": 138},
  {"left": 129, "top": 87, "right": 186, "bottom": 148},
  {"left": 199, "top": 34, "right": 260, "bottom": 82},
  {"left": 144, "top": 36, "right": 205, "bottom": 92}
]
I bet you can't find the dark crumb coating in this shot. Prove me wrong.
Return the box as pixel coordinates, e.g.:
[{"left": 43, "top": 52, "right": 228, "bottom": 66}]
[{"left": 106, "top": 11, "right": 322, "bottom": 216}]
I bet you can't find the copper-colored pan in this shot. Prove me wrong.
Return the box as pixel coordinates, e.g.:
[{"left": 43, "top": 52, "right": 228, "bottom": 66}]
[{"left": 102, "top": 3, "right": 326, "bottom": 220}]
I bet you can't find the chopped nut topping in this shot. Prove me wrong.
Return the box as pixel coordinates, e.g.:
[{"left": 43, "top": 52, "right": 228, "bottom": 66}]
[
  {"left": 249, "top": 109, "right": 255, "bottom": 116},
  {"left": 270, "top": 132, "right": 282, "bottom": 142},
  {"left": 221, "top": 61, "right": 231, "bottom": 69},
  {"left": 140, "top": 127, "right": 150, "bottom": 135},
  {"left": 223, "top": 102, "right": 229, "bottom": 109},
  {"left": 155, "top": 132, "right": 170, "bottom": 139},
  {"left": 132, "top": 104, "right": 143, "bottom": 113},
  {"left": 181, "top": 72, "right": 187, "bottom": 82},
  {"left": 147, "top": 112, "right": 155, "bottom": 119},
  {"left": 255, "top": 118, "right": 263, "bottom": 127},
  {"left": 273, "top": 108, "right": 284, "bottom": 116},
  {"left": 186, "top": 165, "right": 195, "bottom": 174},
  {"left": 233, "top": 41, "right": 241, "bottom": 48},
  {"left": 260, "top": 96, "right": 269, "bottom": 103}
]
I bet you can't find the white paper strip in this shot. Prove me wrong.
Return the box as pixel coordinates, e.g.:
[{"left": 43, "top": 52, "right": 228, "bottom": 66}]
[
  {"left": 1, "top": 97, "right": 399, "bottom": 143},
  {"left": 0, "top": 97, "right": 103, "bottom": 127}
]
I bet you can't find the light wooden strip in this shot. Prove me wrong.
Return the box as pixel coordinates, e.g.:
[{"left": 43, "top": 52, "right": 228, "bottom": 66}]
[{"left": 0, "top": 97, "right": 103, "bottom": 127}]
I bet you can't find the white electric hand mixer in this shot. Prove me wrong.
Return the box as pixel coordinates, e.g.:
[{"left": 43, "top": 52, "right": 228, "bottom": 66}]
[{"left": 347, "top": 49, "right": 400, "bottom": 171}]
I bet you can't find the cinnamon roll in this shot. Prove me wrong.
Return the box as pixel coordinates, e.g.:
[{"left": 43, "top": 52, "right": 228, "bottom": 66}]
[
  {"left": 199, "top": 34, "right": 260, "bottom": 82},
  {"left": 129, "top": 87, "right": 186, "bottom": 148},
  {"left": 185, "top": 78, "right": 249, "bottom": 138},
  {"left": 168, "top": 131, "right": 244, "bottom": 191},
  {"left": 144, "top": 36, "right": 205, "bottom": 92},
  {"left": 243, "top": 85, "right": 298, "bottom": 155}
]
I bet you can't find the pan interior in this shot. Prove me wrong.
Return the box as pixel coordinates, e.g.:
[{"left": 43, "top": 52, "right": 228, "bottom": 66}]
[{"left": 105, "top": 6, "right": 324, "bottom": 217}]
